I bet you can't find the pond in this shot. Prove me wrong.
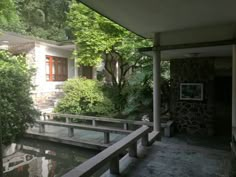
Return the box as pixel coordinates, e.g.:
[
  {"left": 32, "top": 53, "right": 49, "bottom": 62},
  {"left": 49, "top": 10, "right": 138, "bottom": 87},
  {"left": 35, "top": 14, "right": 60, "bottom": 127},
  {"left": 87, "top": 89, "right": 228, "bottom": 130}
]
[{"left": 3, "top": 138, "right": 98, "bottom": 177}]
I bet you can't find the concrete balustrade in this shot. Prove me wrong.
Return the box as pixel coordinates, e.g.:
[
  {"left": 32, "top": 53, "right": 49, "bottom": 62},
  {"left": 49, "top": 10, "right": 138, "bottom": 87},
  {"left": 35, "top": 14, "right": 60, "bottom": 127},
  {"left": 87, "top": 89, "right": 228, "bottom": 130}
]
[
  {"left": 141, "top": 133, "right": 149, "bottom": 146},
  {"left": 66, "top": 118, "right": 74, "bottom": 137},
  {"left": 128, "top": 142, "right": 137, "bottom": 158},
  {"left": 35, "top": 113, "right": 161, "bottom": 176},
  {"left": 104, "top": 132, "right": 110, "bottom": 144},
  {"left": 123, "top": 123, "right": 129, "bottom": 130},
  {"left": 39, "top": 123, "right": 45, "bottom": 133},
  {"left": 43, "top": 112, "right": 174, "bottom": 137},
  {"left": 62, "top": 126, "right": 158, "bottom": 177},
  {"left": 36, "top": 120, "right": 131, "bottom": 146},
  {"left": 92, "top": 119, "right": 97, "bottom": 127}
]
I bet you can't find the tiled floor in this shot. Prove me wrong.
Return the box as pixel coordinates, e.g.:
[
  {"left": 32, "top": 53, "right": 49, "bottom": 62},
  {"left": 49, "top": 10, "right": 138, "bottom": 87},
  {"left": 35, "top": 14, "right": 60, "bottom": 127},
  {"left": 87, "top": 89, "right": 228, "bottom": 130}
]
[{"left": 124, "top": 136, "right": 231, "bottom": 177}]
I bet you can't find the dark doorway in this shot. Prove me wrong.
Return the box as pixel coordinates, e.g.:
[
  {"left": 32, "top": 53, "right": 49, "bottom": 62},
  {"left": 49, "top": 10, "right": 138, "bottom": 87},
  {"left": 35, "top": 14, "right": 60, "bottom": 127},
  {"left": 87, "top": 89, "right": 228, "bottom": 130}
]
[{"left": 214, "top": 76, "right": 232, "bottom": 136}]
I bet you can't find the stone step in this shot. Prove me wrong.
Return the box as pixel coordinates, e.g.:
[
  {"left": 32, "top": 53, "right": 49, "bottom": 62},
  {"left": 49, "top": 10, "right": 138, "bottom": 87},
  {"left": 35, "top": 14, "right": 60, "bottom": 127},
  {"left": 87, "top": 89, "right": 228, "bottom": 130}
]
[
  {"left": 48, "top": 96, "right": 63, "bottom": 100},
  {"left": 34, "top": 90, "right": 64, "bottom": 111},
  {"left": 37, "top": 101, "right": 55, "bottom": 107}
]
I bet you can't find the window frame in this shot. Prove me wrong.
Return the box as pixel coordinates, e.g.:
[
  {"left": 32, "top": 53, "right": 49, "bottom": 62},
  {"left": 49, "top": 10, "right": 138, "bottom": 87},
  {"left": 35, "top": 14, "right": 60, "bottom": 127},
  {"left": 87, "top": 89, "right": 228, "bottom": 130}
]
[{"left": 46, "top": 55, "right": 68, "bottom": 82}]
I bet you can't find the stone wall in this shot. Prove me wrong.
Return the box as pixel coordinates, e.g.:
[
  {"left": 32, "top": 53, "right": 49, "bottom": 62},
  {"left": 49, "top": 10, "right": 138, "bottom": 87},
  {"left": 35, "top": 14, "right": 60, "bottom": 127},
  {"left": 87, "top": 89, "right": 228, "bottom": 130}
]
[{"left": 170, "top": 58, "right": 215, "bottom": 135}]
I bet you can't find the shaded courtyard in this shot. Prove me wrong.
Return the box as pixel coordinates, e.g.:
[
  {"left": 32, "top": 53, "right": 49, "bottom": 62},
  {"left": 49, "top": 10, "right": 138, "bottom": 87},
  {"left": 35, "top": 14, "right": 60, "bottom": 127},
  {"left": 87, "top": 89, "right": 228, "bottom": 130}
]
[{"left": 2, "top": 1, "right": 236, "bottom": 176}]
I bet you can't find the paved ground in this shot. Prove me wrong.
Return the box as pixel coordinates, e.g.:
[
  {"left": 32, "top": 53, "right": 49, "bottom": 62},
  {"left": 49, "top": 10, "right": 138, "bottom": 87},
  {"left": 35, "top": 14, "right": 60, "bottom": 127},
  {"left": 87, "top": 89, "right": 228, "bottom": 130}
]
[{"left": 124, "top": 136, "right": 231, "bottom": 177}]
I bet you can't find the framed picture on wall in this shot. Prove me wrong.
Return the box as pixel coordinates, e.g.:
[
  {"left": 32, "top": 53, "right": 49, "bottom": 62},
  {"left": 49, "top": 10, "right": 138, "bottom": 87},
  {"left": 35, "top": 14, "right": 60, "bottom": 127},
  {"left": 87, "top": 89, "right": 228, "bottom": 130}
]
[{"left": 180, "top": 83, "right": 203, "bottom": 101}]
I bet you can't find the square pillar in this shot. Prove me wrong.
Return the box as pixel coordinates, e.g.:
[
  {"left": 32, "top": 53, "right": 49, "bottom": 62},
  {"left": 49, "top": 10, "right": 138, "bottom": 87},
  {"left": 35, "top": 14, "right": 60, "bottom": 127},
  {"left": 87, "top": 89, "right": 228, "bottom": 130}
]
[
  {"left": 0, "top": 118, "right": 3, "bottom": 177},
  {"left": 110, "top": 156, "right": 119, "bottom": 175},
  {"left": 115, "top": 61, "right": 119, "bottom": 83},
  {"left": 153, "top": 34, "right": 161, "bottom": 133},
  {"left": 92, "top": 66, "right": 97, "bottom": 80},
  {"left": 74, "top": 59, "right": 78, "bottom": 78},
  {"left": 232, "top": 45, "right": 236, "bottom": 132}
]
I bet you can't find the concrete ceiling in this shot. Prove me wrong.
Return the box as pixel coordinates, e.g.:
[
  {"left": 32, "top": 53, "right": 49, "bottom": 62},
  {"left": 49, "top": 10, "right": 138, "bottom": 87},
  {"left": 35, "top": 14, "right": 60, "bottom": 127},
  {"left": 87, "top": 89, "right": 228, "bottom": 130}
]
[
  {"left": 80, "top": 0, "right": 236, "bottom": 58},
  {"left": 80, "top": 0, "right": 236, "bottom": 39},
  {"left": 146, "top": 45, "right": 232, "bottom": 59}
]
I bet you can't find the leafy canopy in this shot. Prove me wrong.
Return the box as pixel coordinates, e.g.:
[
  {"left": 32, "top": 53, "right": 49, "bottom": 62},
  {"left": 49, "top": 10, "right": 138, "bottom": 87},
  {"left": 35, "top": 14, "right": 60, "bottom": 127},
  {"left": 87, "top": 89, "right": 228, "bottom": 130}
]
[
  {"left": 0, "top": 51, "right": 39, "bottom": 144},
  {"left": 0, "top": 0, "right": 72, "bottom": 41},
  {"left": 67, "top": 1, "right": 152, "bottom": 66},
  {"left": 0, "top": 0, "right": 22, "bottom": 31},
  {"left": 14, "top": 0, "right": 71, "bottom": 41}
]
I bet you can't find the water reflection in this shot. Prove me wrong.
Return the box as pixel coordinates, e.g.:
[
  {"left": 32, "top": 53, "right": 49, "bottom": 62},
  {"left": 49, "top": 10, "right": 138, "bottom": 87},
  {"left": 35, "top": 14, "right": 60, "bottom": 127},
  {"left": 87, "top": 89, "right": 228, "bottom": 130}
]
[{"left": 3, "top": 138, "right": 97, "bottom": 177}]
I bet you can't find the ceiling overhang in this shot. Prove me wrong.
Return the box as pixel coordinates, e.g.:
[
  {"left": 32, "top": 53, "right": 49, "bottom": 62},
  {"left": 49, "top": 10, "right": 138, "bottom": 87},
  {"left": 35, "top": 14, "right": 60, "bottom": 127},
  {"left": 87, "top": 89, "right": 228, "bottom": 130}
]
[
  {"left": 79, "top": 0, "right": 236, "bottom": 58},
  {"left": 79, "top": 0, "right": 236, "bottom": 40}
]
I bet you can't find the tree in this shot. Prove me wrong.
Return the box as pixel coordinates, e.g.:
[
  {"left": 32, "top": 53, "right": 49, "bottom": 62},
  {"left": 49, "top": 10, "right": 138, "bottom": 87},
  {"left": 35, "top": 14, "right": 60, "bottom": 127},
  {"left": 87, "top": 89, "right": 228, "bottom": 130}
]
[
  {"left": 67, "top": 2, "right": 152, "bottom": 111},
  {"left": 0, "top": 51, "right": 39, "bottom": 144},
  {"left": 0, "top": 0, "right": 72, "bottom": 41},
  {"left": 15, "top": 0, "right": 72, "bottom": 41},
  {"left": 0, "top": 2, "right": 22, "bottom": 175},
  {"left": 0, "top": 0, "right": 22, "bottom": 31},
  {"left": 122, "top": 61, "right": 170, "bottom": 121}
]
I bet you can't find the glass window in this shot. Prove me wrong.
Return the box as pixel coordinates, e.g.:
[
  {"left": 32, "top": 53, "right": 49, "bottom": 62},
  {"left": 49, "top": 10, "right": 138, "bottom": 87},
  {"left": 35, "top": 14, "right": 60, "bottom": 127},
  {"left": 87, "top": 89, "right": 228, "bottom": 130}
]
[{"left": 46, "top": 55, "right": 68, "bottom": 81}]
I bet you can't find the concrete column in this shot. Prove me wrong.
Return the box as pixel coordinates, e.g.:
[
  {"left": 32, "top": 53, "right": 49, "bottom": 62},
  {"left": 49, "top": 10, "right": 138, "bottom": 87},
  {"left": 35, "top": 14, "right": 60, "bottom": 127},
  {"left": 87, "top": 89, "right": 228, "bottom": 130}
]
[
  {"left": 39, "top": 123, "right": 45, "bottom": 133},
  {"left": 74, "top": 68, "right": 78, "bottom": 78},
  {"left": 232, "top": 45, "right": 236, "bottom": 130},
  {"left": 141, "top": 133, "right": 149, "bottom": 146},
  {"left": 104, "top": 132, "right": 110, "bottom": 144},
  {"left": 115, "top": 61, "right": 119, "bottom": 83},
  {"left": 66, "top": 118, "right": 74, "bottom": 137},
  {"left": 92, "top": 67, "right": 97, "bottom": 80},
  {"left": 92, "top": 120, "right": 97, "bottom": 126},
  {"left": 153, "top": 34, "right": 161, "bottom": 132},
  {"left": 74, "top": 59, "right": 78, "bottom": 78},
  {"left": 129, "top": 142, "right": 137, "bottom": 157},
  {"left": 110, "top": 156, "right": 119, "bottom": 175},
  {"left": 123, "top": 123, "right": 128, "bottom": 130}
]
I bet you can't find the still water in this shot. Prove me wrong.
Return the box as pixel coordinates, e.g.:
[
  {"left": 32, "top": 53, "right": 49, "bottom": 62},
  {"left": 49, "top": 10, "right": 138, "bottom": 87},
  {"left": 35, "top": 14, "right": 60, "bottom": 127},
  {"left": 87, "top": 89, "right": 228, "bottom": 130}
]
[{"left": 3, "top": 138, "right": 98, "bottom": 177}]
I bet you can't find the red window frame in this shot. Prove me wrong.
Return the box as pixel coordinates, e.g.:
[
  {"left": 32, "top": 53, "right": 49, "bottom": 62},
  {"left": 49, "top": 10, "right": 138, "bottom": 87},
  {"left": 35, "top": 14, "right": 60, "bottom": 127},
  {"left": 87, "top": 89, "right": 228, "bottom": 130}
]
[{"left": 46, "top": 55, "right": 68, "bottom": 81}]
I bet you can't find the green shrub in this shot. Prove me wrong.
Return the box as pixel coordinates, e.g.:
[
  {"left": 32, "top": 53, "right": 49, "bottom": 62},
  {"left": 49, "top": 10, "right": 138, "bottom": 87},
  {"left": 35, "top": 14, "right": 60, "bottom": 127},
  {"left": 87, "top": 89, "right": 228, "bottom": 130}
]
[
  {"left": 0, "top": 51, "right": 39, "bottom": 144},
  {"left": 54, "top": 78, "right": 115, "bottom": 116}
]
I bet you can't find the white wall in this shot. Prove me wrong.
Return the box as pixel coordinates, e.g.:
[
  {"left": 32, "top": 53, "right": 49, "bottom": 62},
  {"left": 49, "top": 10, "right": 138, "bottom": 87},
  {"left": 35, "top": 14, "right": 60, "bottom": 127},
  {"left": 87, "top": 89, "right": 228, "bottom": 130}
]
[
  {"left": 25, "top": 45, "right": 37, "bottom": 87},
  {"left": 33, "top": 42, "right": 75, "bottom": 94}
]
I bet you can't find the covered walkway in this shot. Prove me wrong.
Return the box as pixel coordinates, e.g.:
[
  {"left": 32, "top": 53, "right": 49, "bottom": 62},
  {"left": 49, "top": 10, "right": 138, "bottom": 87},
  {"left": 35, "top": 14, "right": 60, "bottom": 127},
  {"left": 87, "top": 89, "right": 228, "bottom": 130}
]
[
  {"left": 124, "top": 136, "right": 231, "bottom": 177},
  {"left": 66, "top": 1, "right": 236, "bottom": 176}
]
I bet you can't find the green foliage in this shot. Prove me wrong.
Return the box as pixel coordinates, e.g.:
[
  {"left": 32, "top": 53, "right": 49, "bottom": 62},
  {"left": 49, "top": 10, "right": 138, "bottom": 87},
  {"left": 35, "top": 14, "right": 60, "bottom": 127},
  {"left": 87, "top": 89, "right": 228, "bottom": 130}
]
[
  {"left": 54, "top": 78, "right": 115, "bottom": 116},
  {"left": 122, "top": 61, "right": 153, "bottom": 120},
  {"left": 67, "top": 2, "right": 152, "bottom": 112},
  {"left": 68, "top": 2, "right": 152, "bottom": 66},
  {"left": 0, "top": 0, "right": 71, "bottom": 41},
  {"left": 0, "top": 51, "right": 39, "bottom": 144},
  {"left": 14, "top": 0, "right": 71, "bottom": 41},
  {"left": 67, "top": 2, "right": 124, "bottom": 66},
  {"left": 0, "top": 0, "right": 23, "bottom": 31},
  {"left": 122, "top": 61, "right": 170, "bottom": 120}
]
